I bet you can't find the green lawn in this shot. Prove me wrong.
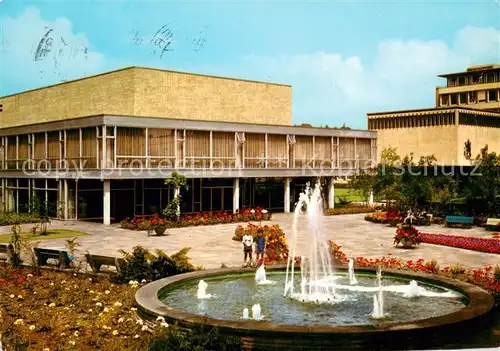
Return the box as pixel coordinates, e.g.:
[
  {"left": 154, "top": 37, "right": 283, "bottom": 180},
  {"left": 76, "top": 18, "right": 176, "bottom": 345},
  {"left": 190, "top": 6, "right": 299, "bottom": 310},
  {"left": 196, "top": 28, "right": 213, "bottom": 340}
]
[
  {"left": 335, "top": 188, "right": 365, "bottom": 203},
  {"left": 0, "top": 229, "right": 89, "bottom": 243}
]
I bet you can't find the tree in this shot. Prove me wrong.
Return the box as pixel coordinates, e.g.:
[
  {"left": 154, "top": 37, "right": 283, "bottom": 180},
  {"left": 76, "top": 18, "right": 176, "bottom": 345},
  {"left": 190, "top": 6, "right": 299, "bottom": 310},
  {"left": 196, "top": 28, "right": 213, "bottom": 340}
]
[
  {"left": 462, "top": 145, "right": 500, "bottom": 215},
  {"left": 351, "top": 147, "right": 456, "bottom": 213},
  {"left": 162, "top": 172, "right": 189, "bottom": 222}
]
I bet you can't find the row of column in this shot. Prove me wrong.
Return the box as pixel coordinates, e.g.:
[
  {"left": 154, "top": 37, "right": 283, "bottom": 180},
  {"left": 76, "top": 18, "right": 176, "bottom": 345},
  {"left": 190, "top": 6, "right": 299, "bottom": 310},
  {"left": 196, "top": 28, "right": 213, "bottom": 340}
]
[
  {"left": 101, "top": 177, "right": 374, "bottom": 225},
  {"left": 229, "top": 177, "right": 373, "bottom": 215}
]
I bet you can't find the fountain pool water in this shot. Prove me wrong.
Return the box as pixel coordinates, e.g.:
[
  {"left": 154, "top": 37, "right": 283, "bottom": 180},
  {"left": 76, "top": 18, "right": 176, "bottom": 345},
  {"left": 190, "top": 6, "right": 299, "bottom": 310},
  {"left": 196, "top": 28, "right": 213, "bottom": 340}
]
[{"left": 138, "top": 181, "right": 495, "bottom": 350}]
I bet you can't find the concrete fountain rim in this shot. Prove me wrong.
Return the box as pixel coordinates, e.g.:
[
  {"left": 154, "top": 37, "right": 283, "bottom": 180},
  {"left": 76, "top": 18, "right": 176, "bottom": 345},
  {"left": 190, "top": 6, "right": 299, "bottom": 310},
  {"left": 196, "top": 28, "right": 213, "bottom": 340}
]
[{"left": 135, "top": 265, "right": 495, "bottom": 335}]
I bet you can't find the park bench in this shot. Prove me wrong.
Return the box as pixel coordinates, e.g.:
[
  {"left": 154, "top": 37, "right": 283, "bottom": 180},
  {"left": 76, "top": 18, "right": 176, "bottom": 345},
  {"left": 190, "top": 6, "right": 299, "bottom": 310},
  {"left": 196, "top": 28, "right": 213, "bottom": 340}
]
[
  {"left": 34, "top": 248, "right": 72, "bottom": 269},
  {"left": 0, "top": 243, "right": 13, "bottom": 262},
  {"left": 85, "top": 253, "right": 125, "bottom": 274},
  {"left": 485, "top": 218, "right": 500, "bottom": 230},
  {"left": 445, "top": 215, "right": 474, "bottom": 228}
]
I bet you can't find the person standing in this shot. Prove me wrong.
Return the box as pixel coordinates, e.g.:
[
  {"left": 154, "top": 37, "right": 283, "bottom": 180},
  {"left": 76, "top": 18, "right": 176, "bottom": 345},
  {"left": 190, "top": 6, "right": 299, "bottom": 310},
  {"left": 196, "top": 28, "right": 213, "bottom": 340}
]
[
  {"left": 242, "top": 232, "right": 254, "bottom": 267},
  {"left": 255, "top": 228, "right": 266, "bottom": 264}
]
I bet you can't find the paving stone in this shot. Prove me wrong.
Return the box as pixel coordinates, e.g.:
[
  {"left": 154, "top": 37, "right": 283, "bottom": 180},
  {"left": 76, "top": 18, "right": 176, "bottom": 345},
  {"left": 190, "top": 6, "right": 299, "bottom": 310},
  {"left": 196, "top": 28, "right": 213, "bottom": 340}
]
[{"left": 2, "top": 214, "right": 498, "bottom": 270}]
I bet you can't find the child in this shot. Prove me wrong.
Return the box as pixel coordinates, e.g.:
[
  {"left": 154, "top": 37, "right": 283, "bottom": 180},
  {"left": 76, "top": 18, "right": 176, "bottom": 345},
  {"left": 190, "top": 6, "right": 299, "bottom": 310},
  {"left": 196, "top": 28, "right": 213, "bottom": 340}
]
[
  {"left": 242, "top": 232, "right": 254, "bottom": 267},
  {"left": 255, "top": 229, "right": 266, "bottom": 264}
]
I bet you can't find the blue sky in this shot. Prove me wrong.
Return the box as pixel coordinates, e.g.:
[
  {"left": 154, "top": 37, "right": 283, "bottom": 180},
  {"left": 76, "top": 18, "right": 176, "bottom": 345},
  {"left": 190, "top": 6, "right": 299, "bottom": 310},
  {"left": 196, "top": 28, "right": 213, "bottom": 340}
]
[{"left": 1, "top": 1, "right": 499, "bottom": 128}]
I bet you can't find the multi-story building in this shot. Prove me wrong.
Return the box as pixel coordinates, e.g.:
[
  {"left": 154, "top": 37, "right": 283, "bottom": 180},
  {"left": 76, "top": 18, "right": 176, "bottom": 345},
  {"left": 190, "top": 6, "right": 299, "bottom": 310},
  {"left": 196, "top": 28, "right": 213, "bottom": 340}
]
[
  {"left": 368, "top": 64, "right": 500, "bottom": 165},
  {"left": 0, "top": 67, "right": 377, "bottom": 224}
]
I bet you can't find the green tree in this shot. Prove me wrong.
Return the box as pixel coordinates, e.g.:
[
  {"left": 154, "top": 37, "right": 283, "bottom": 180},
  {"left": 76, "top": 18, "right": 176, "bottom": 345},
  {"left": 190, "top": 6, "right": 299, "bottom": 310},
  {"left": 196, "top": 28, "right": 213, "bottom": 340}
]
[{"left": 462, "top": 145, "right": 500, "bottom": 215}]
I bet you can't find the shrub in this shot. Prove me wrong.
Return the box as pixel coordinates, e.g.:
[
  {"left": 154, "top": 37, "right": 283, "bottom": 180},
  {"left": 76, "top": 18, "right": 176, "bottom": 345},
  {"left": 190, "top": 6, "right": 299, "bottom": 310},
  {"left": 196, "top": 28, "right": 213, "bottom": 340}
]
[
  {"left": 149, "top": 323, "right": 243, "bottom": 351},
  {"left": 494, "top": 265, "right": 500, "bottom": 282},
  {"left": 117, "top": 246, "right": 198, "bottom": 283},
  {"left": 423, "top": 259, "right": 440, "bottom": 274},
  {"left": 0, "top": 212, "right": 39, "bottom": 226},
  {"left": 448, "top": 263, "right": 466, "bottom": 278},
  {"left": 9, "top": 225, "right": 23, "bottom": 267},
  {"left": 364, "top": 211, "right": 388, "bottom": 223},
  {"left": 326, "top": 206, "right": 376, "bottom": 216}
]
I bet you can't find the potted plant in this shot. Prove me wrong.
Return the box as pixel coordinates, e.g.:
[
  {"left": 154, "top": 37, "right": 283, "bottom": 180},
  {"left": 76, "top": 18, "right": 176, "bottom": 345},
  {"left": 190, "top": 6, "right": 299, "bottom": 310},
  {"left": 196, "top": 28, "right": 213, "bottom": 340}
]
[
  {"left": 394, "top": 224, "right": 421, "bottom": 249},
  {"left": 150, "top": 215, "right": 167, "bottom": 236},
  {"left": 261, "top": 209, "right": 271, "bottom": 221}
]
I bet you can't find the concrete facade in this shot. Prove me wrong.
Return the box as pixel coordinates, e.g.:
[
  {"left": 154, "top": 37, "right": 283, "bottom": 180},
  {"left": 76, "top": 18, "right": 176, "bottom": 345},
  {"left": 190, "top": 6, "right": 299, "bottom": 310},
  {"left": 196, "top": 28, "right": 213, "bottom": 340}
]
[
  {"left": 0, "top": 66, "right": 376, "bottom": 223},
  {"left": 368, "top": 64, "right": 500, "bottom": 164},
  {"left": 0, "top": 67, "right": 292, "bottom": 128}
]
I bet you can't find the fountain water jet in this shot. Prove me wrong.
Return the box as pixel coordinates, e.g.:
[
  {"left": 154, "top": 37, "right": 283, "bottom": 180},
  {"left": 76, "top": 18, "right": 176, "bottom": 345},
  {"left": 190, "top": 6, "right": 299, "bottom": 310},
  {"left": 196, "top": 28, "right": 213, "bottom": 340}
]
[
  {"left": 252, "top": 304, "right": 262, "bottom": 320},
  {"left": 371, "top": 266, "right": 385, "bottom": 319},
  {"left": 404, "top": 280, "right": 420, "bottom": 298},
  {"left": 255, "top": 265, "right": 276, "bottom": 285},
  {"left": 284, "top": 182, "right": 336, "bottom": 303},
  {"left": 348, "top": 258, "right": 358, "bottom": 285},
  {"left": 242, "top": 308, "right": 249, "bottom": 319},
  {"left": 197, "top": 280, "right": 212, "bottom": 299}
]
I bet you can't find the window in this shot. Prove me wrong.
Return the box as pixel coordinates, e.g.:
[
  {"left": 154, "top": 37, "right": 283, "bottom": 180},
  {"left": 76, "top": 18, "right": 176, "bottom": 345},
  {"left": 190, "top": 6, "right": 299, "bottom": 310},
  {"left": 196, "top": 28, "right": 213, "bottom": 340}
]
[
  {"left": 458, "top": 76, "right": 466, "bottom": 86},
  {"left": 459, "top": 93, "right": 467, "bottom": 104},
  {"left": 488, "top": 90, "right": 498, "bottom": 102},
  {"left": 441, "top": 95, "right": 449, "bottom": 106},
  {"left": 469, "top": 91, "right": 477, "bottom": 103},
  {"left": 450, "top": 94, "right": 458, "bottom": 105},
  {"left": 448, "top": 78, "right": 458, "bottom": 87}
]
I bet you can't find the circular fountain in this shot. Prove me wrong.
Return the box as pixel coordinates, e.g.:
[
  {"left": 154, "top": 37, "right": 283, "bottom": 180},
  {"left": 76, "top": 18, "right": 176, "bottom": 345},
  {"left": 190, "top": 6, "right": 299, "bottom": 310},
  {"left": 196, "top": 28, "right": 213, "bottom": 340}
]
[{"left": 136, "top": 183, "right": 495, "bottom": 350}]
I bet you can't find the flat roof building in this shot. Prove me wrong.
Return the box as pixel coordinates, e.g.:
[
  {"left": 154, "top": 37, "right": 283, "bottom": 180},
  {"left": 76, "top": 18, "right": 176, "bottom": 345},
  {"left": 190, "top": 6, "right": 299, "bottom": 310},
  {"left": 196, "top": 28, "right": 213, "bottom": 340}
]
[
  {"left": 0, "top": 67, "right": 376, "bottom": 224},
  {"left": 368, "top": 64, "right": 500, "bottom": 165}
]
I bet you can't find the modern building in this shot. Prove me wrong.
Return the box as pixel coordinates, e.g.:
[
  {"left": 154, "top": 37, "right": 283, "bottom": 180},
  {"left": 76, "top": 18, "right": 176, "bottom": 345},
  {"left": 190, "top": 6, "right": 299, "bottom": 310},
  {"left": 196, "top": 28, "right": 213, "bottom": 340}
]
[
  {"left": 368, "top": 64, "right": 500, "bottom": 165},
  {"left": 0, "top": 67, "right": 377, "bottom": 224}
]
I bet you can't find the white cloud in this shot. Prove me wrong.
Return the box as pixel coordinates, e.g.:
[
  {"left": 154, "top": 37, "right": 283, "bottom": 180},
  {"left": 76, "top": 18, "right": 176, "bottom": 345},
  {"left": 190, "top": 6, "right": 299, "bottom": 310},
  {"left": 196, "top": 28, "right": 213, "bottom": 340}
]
[
  {"left": 1, "top": 7, "right": 106, "bottom": 94},
  {"left": 236, "top": 26, "right": 500, "bottom": 129}
]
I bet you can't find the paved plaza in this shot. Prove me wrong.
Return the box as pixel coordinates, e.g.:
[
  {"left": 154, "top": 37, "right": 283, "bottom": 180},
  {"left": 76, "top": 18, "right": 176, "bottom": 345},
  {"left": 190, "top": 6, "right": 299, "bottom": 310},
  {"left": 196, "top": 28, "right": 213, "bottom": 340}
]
[{"left": 4, "top": 213, "right": 498, "bottom": 270}]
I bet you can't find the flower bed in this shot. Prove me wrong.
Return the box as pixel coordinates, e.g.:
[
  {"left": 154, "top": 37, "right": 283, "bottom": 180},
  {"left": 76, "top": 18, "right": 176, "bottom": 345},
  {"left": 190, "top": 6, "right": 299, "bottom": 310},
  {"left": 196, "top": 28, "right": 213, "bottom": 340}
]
[
  {"left": 233, "top": 223, "right": 289, "bottom": 265},
  {"left": 0, "top": 266, "right": 160, "bottom": 350},
  {"left": 364, "top": 209, "right": 403, "bottom": 225},
  {"left": 120, "top": 207, "right": 270, "bottom": 231},
  {"left": 364, "top": 211, "right": 388, "bottom": 223},
  {"left": 326, "top": 206, "right": 376, "bottom": 216},
  {"left": 327, "top": 240, "right": 500, "bottom": 301},
  {"left": 419, "top": 232, "right": 500, "bottom": 254},
  {"left": 0, "top": 265, "right": 240, "bottom": 350}
]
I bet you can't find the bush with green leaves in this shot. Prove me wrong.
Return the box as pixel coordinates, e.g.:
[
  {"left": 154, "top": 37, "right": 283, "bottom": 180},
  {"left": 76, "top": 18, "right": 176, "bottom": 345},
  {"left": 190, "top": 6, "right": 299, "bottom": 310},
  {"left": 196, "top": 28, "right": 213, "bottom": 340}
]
[
  {"left": 116, "top": 246, "right": 199, "bottom": 283},
  {"left": 0, "top": 212, "right": 39, "bottom": 226},
  {"left": 149, "top": 324, "right": 243, "bottom": 351},
  {"left": 9, "top": 225, "right": 23, "bottom": 267}
]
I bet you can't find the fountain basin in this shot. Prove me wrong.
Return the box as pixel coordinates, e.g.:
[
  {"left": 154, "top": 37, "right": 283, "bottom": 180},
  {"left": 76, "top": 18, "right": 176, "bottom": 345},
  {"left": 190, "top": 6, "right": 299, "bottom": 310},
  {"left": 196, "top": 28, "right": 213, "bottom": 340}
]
[{"left": 135, "top": 265, "right": 495, "bottom": 350}]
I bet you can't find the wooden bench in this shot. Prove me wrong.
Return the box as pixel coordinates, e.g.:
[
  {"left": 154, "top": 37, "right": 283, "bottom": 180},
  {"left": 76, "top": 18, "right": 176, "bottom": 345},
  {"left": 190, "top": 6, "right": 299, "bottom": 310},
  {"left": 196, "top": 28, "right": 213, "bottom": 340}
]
[
  {"left": 34, "top": 248, "right": 72, "bottom": 269},
  {"left": 445, "top": 215, "right": 474, "bottom": 228},
  {"left": 0, "top": 243, "right": 13, "bottom": 262},
  {"left": 85, "top": 253, "right": 125, "bottom": 274},
  {"left": 485, "top": 218, "right": 500, "bottom": 230}
]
